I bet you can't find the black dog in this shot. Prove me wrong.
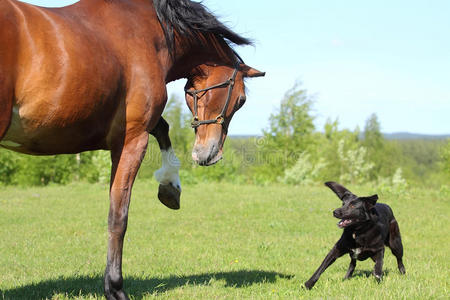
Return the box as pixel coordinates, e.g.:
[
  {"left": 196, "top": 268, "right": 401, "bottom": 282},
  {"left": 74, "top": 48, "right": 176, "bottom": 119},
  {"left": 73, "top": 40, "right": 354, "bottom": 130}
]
[{"left": 305, "top": 182, "right": 405, "bottom": 289}]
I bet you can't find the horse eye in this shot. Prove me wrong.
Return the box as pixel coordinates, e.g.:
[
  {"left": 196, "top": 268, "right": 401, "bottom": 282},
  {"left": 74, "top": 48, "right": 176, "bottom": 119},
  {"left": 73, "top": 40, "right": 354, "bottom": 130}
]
[{"left": 236, "top": 96, "right": 246, "bottom": 109}]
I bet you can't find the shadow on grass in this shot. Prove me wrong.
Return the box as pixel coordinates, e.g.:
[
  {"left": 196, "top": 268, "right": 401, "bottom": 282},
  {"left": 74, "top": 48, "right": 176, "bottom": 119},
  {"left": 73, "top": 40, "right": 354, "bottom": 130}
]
[
  {"left": 2, "top": 270, "right": 293, "bottom": 299},
  {"left": 352, "top": 269, "right": 391, "bottom": 278}
]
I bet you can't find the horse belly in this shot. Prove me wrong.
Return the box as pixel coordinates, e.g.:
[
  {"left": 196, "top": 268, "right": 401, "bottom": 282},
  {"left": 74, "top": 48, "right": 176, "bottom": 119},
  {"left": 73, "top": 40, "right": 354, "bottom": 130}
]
[
  {"left": 0, "top": 98, "right": 121, "bottom": 155},
  {"left": 5, "top": 66, "right": 123, "bottom": 155}
]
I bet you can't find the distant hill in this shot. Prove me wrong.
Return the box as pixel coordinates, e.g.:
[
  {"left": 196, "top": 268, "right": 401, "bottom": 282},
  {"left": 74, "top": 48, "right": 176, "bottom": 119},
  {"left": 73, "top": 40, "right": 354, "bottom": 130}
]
[
  {"left": 229, "top": 135, "right": 260, "bottom": 139},
  {"left": 382, "top": 132, "right": 450, "bottom": 140},
  {"left": 229, "top": 133, "right": 450, "bottom": 140}
]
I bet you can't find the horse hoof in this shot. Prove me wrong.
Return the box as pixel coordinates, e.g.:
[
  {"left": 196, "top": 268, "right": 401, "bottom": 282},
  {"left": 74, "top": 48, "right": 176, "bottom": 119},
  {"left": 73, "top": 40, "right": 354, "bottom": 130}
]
[{"left": 158, "top": 184, "right": 180, "bottom": 210}]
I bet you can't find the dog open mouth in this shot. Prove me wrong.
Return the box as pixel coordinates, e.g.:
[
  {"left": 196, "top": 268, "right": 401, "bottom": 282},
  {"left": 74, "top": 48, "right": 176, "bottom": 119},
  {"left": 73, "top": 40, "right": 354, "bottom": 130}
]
[{"left": 337, "top": 219, "right": 355, "bottom": 228}]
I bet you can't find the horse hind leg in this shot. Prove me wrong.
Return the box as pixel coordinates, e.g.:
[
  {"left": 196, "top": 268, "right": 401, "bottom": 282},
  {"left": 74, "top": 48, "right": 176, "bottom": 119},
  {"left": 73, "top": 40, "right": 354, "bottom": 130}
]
[
  {"left": 150, "top": 117, "right": 181, "bottom": 210},
  {"left": 389, "top": 219, "right": 406, "bottom": 274}
]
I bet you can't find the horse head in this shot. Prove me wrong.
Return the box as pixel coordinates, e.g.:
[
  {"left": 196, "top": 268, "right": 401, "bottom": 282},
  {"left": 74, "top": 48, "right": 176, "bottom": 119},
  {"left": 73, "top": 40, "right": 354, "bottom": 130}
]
[{"left": 185, "top": 62, "right": 264, "bottom": 166}]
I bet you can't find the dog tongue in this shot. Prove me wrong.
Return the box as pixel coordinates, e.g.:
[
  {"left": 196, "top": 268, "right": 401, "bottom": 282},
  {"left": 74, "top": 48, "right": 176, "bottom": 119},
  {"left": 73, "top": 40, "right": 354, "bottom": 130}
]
[{"left": 338, "top": 219, "right": 352, "bottom": 228}]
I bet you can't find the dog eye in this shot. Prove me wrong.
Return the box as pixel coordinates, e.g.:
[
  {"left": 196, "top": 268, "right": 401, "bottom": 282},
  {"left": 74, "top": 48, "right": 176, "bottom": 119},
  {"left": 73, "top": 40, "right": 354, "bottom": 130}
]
[{"left": 350, "top": 204, "right": 355, "bottom": 208}]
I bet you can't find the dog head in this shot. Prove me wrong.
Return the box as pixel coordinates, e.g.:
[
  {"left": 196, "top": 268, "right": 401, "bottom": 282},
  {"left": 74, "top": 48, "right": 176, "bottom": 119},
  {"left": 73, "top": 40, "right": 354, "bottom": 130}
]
[{"left": 325, "top": 181, "right": 378, "bottom": 229}]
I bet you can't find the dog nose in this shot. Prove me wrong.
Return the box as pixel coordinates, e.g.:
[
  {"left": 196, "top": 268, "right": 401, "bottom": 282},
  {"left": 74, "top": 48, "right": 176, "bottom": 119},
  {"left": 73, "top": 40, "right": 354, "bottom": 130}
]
[{"left": 333, "top": 210, "right": 340, "bottom": 218}]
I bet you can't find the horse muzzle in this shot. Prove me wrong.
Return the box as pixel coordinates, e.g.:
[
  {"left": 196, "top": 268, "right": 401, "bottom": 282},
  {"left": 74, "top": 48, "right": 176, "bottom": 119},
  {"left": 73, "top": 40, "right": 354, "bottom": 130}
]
[{"left": 192, "top": 141, "right": 223, "bottom": 166}]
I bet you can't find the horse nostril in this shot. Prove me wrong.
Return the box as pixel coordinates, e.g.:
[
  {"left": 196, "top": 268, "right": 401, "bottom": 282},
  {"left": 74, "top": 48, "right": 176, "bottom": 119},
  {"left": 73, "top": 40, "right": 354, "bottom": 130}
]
[{"left": 192, "top": 151, "right": 199, "bottom": 162}]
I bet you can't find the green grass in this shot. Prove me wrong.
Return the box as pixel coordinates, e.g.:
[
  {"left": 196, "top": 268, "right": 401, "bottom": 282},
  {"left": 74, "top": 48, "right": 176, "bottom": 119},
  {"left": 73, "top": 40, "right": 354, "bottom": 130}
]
[{"left": 0, "top": 181, "right": 449, "bottom": 299}]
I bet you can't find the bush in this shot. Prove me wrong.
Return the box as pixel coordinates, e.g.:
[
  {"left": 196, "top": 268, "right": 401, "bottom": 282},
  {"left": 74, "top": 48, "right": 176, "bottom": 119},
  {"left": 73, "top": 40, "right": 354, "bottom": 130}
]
[
  {"left": 281, "top": 152, "right": 326, "bottom": 185},
  {"left": 337, "top": 139, "right": 374, "bottom": 185},
  {"left": 81, "top": 151, "right": 111, "bottom": 184},
  {"left": 376, "top": 168, "right": 408, "bottom": 196}
]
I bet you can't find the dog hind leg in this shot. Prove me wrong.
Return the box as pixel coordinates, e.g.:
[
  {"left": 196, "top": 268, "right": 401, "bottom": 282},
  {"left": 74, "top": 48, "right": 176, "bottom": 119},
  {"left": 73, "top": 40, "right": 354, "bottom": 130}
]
[{"left": 388, "top": 219, "right": 406, "bottom": 274}]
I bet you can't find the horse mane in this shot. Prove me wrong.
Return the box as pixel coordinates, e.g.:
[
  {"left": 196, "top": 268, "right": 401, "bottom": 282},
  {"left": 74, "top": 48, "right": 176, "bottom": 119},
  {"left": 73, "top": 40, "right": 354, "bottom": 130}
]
[{"left": 152, "top": 0, "right": 252, "bottom": 60}]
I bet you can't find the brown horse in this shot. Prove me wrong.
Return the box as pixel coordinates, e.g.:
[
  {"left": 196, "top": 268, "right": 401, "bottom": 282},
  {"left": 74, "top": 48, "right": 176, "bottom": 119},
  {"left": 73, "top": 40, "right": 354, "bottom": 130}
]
[{"left": 0, "top": 0, "right": 264, "bottom": 298}]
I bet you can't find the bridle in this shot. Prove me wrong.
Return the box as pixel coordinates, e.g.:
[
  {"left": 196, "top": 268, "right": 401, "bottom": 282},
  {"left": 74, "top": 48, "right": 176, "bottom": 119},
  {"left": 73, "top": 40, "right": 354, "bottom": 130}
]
[{"left": 184, "top": 65, "right": 239, "bottom": 129}]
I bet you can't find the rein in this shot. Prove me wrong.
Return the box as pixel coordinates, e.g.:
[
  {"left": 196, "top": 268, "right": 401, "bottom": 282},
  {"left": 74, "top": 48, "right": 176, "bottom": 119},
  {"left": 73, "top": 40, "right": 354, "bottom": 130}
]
[{"left": 185, "top": 66, "right": 239, "bottom": 129}]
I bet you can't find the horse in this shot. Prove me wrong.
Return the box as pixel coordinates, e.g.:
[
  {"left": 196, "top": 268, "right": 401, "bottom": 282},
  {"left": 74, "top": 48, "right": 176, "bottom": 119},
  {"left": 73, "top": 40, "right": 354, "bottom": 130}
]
[{"left": 0, "top": 0, "right": 264, "bottom": 299}]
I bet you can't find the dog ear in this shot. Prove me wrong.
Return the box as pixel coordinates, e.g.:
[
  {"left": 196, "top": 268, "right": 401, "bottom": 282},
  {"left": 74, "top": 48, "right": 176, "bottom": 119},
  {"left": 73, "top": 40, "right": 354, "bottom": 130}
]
[
  {"left": 324, "top": 182, "right": 354, "bottom": 200},
  {"left": 361, "top": 194, "right": 378, "bottom": 207}
]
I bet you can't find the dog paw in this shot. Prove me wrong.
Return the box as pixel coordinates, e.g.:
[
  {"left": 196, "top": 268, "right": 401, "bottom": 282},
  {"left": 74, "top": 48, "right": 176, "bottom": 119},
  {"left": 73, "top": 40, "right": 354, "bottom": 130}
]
[
  {"left": 374, "top": 274, "right": 382, "bottom": 283},
  {"left": 304, "top": 280, "right": 315, "bottom": 290}
]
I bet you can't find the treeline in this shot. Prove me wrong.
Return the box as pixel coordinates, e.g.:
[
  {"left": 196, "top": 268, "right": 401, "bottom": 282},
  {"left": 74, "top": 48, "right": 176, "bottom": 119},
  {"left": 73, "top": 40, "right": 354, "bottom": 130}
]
[
  {"left": 0, "top": 150, "right": 110, "bottom": 186},
  {"left": 0, "top": 83, "right": 449, "bottom": 191},
  {"left": 178, "top": 83, "right": 449, "bottom": 192}
]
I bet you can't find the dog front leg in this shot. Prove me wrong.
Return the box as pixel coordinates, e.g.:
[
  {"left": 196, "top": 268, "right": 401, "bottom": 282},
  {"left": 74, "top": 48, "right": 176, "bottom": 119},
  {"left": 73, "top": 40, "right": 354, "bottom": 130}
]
[
  {"left": 373, "top": 248, "right": 385, "bottom": 282},
  {"left": 305, "top": 244, "right": 346, "bottom": 289},
  {"left": 344, "top": 257, "right": 357, "bottom": 279}
]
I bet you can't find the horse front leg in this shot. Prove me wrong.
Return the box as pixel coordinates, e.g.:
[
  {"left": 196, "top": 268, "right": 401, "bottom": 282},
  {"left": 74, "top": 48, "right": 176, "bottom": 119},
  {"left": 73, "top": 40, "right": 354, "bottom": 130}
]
[
  {"left": 104, "top": 132, "right": 149, "bottom": 300},
  {"left": 150, "top": 117, "right": 181, "bottom": 210}
]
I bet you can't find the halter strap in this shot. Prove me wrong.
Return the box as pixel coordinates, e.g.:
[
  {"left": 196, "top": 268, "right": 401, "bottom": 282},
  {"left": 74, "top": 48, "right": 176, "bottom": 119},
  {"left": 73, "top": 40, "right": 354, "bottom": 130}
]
[{"left": 185, "top": 66, "right": 239, "bottom": 129}]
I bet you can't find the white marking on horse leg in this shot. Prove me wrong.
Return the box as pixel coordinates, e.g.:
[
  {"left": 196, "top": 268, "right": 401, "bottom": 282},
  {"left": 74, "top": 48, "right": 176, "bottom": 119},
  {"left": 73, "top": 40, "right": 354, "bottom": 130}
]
[{"left": 154, "top": 147, "right": 181, "bottom": 191}]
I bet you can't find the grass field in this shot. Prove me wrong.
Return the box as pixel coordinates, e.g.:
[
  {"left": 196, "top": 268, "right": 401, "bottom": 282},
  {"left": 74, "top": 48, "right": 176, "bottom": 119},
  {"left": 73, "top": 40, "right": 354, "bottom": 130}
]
[{"left": 0, "top": 180, "right": 449, "bottom": 299}]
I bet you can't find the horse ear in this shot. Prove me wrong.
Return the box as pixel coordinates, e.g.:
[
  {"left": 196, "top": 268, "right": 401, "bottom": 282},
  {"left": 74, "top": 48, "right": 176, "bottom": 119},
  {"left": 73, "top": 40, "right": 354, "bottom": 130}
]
[
  {"left": 324, "top": 181, "right": 354, "bottom": 201},
  {"left": 361, "top": 194, "right": 378, "bottom": 206},
  {"left": 240, "top": 64, "right": 265, "bottom": 78}
]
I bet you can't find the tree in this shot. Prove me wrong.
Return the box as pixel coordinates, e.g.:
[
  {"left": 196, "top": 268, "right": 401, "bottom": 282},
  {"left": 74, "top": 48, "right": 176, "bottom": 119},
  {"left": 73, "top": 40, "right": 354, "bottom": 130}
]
[
  {"left": 255, "top": 82, "right": 316, "bottom": 182},
  {"left": 362, "top": 113, "right": 388, "bottom": 179},
  {"left": 265, "top": 82, "right": 315, "bottom": 145},
  {"left": 363, "top": 113, "right": 383, "bottom": 149}
]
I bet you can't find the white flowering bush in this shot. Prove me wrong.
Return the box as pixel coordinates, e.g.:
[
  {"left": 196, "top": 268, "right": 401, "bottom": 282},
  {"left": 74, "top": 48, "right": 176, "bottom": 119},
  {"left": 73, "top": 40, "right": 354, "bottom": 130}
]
[
  {"left": 337, "top": 139, "right": 374, "bottom": 185},
  {"left": 377, "top": 168, "right": 408, "bottom": 196},
  {"left": 281, "top": 152, "right": 327, "bottom": 185}
]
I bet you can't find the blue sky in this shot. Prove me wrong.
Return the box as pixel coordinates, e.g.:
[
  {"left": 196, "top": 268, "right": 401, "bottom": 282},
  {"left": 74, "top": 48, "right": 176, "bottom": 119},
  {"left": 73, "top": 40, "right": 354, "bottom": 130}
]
[{"left": 20, "top": 0, "right": 450, "bottom": 135}]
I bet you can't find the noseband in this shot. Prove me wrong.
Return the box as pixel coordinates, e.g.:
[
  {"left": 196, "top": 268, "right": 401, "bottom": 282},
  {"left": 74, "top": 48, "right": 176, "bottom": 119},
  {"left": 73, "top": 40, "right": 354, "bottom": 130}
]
[{"left": 185, "top": 66, "right": 239, "bottom": 129}]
